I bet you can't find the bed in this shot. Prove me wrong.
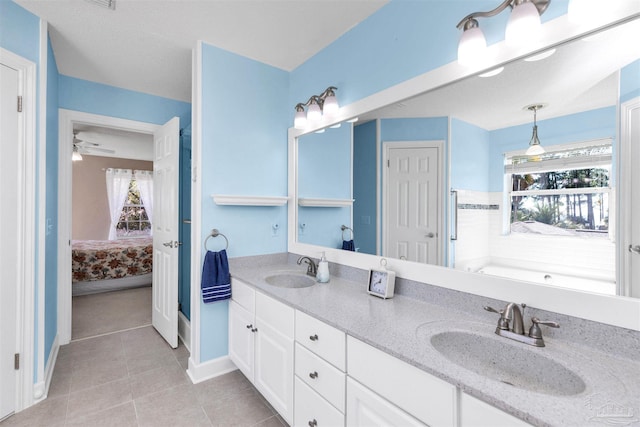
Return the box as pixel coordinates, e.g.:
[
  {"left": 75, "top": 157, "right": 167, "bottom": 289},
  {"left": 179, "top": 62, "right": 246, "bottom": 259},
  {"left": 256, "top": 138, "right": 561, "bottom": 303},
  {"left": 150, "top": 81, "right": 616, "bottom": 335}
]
[{"left": 72, "top": 237, "right": 153, "bottom": 295}]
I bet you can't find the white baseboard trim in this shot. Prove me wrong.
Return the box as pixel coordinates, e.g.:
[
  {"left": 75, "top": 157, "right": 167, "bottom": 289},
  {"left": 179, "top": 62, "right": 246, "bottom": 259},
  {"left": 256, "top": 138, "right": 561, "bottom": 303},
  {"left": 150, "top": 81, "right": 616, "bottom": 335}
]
[
  {"left": 187, "top": 355, "right": 237, "bottom": 384},
  {"left": 178, "top": 311, "right": 191, "bottom": 352},
  {"left": 34, "top": 334, "right": 59, "bottom": 402}
]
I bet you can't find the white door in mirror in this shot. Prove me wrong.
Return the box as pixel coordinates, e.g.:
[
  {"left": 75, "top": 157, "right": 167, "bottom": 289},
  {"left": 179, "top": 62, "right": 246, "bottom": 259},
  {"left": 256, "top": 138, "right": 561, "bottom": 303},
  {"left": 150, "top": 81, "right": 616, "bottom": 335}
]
[{"left": 367, "top": 268, "right": 396, "bottom": 299}]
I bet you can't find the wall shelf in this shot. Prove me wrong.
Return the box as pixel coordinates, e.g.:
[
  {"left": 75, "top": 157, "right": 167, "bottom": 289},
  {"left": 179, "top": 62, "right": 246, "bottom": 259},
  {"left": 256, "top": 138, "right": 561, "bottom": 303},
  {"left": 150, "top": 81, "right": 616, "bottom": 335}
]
[
  {"left": 298, "top": 198, "right": 354, "bottom": 208},
  {"left": 212, "top": 195, "right": 289, "bottom": 206}
]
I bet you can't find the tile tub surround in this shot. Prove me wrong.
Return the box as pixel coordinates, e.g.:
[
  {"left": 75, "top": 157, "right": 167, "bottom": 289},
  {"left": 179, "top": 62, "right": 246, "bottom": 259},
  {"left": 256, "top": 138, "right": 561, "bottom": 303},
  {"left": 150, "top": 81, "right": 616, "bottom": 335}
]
[{"left": 228, "top": 253, "right": 640, "bottom": 427}]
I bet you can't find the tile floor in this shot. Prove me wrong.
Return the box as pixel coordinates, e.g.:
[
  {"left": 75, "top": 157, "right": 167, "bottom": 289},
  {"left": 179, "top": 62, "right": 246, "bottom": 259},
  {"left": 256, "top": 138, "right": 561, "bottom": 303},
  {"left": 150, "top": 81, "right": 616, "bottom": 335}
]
[{"left": 1, "top": 326, "right": 287, "bottom": 427}]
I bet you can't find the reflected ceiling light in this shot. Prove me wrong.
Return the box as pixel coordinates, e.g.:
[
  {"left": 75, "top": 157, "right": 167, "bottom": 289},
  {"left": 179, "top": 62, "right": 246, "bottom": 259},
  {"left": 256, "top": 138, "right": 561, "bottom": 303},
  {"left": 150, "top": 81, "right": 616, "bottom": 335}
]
[
  {"left": 293, "top": 86, "right": 339, "bottom": 129},
  {"left": 479, "top": 67, "right": 505, "bottom": 77},
  {"left": 72, "top": 145, "right": 83, "bottom": 161},
  {"left": 456, "top": 0, "right": 550, "bottom": 67},
  {"left": 524, "top": 104, "right": 546, "bottom": 156},
  {"left": 346, "top": 117, "right": 359, "bottom": 123},
  {"left": 330, "top": 123, "right": 342, "bottom": 129},
  {"left": 524, "top": 48, "right": 556, "bottom": 61},
  {"left": 315, "top": 129, "right": 326, "bottom": 134}
]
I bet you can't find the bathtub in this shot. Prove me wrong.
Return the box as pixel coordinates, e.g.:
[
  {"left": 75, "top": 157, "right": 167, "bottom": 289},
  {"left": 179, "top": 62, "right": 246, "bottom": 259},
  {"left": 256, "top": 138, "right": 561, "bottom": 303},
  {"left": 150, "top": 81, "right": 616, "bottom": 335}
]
[{"left": 476, "top": 265, "right": 616, "bottom": 295}]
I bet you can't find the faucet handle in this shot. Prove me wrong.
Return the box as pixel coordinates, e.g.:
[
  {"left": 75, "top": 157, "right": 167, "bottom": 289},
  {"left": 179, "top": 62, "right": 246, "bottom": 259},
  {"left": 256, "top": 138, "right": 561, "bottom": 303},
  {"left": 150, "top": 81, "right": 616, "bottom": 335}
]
[
  {"left": 528, "top": 317, "right": 560, "bottom": 339},
  {"left": 484, "top": 306, "right": 509, "bottom": 330}
]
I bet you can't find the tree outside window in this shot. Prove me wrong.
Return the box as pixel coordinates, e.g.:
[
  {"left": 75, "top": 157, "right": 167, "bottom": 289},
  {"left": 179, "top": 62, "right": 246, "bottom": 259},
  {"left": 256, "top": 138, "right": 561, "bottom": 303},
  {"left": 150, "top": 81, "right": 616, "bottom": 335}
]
[{"left": 116, "top": 180, "right": 151, "bottom": 237}]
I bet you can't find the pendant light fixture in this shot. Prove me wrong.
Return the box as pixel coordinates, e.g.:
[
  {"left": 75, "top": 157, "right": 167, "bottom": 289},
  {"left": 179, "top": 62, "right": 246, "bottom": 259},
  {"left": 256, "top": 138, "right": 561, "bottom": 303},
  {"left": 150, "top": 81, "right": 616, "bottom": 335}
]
[
  {"left": 456, "top": 0, "right": 550, "bottom": 67},
  {"left": 525, "top": 104, "right": 545, "bottom": 156},
  {"left": 72, "top": 145, "right": 83, "bottom": 161}
]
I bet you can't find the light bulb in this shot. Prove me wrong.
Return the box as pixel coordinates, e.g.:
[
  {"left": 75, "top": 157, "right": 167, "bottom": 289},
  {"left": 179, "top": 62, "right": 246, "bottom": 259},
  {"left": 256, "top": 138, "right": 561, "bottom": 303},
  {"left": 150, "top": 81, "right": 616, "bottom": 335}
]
[
  {"left": 72, "top": 150, "right": 83, "bottom": 161},
  {"left": 322, "top": 94, "right": 339, "bottom": 116},
  {"left": 294, "top": 109, "right": 307, "bottom": 129},
  {"left": 458, "top": 25, "right": 487, "bottom": 67},
  {"left": 307, "top": 102, "right": 322, "bottom": 122},
  {"left": 506, "top": 1, "right": 541, "bottom": 47}
]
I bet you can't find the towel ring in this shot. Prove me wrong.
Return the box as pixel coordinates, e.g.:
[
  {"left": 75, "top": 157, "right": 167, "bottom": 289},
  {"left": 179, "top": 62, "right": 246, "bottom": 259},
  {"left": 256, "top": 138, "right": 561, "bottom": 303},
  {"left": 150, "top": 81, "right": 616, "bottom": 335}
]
[
  {"left": 204, "top": 229, "right": 229, "bottom": 251},
  {"left": 341, "top": 225, "right": 354, "bottom": 241}
]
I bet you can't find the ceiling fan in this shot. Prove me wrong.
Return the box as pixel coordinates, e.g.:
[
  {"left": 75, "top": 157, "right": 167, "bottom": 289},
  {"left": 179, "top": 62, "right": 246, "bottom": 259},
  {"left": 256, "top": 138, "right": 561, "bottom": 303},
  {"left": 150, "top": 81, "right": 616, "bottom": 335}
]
[{"left": 72, "top": 130, "right": 116, "bottom": 160}]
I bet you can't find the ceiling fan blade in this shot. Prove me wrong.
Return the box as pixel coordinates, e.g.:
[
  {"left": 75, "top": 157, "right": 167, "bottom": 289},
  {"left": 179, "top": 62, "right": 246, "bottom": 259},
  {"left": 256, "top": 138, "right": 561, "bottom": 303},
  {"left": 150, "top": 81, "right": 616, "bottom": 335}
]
[
  {"left": 75, "top": 139, "right": 100, "bottom": 147},
  {"left": 85, "top": 146, "right": 116, "bottom": 154}
]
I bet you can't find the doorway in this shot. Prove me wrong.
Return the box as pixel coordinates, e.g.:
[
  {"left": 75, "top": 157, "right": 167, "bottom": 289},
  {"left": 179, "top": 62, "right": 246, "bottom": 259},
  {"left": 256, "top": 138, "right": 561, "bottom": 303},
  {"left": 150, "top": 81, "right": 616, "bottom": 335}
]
[
  {"left": 58, "top": 110, "right": 181, "bottom": 348},
  {"left": 383, "top": 141, "right": 444, "bottom": 265}
]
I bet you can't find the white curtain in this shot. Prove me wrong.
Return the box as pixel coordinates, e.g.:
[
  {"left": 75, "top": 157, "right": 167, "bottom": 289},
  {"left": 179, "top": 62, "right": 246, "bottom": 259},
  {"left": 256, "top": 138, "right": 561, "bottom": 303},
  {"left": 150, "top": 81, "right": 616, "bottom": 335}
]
[
  {"left": 134, "top": 170, "right": 154, "bottom": 225},
  {"left": 105, "top": 168, "right": 132, "bottom": 240}
]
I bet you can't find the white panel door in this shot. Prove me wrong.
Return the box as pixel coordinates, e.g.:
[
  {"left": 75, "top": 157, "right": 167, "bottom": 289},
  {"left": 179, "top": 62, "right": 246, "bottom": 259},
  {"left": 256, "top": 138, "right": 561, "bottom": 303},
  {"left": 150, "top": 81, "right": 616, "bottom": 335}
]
[
  {"left": 385, "top": 144, "right": 441, "bottom": 264},
  {"left": 152, "top": 117, "right": 180, "bottom": 348},
  {"left": 0, "top": 63, "right": 19, "bottom": 421}
]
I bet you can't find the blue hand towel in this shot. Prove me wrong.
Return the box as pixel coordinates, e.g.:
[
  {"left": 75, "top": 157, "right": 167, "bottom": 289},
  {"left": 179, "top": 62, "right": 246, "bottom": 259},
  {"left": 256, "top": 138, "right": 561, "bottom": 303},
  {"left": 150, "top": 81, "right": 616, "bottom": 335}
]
[
  {"left": 201, "top": 249, "right": 231, "bottom": 303},
  {"left": 342, "top": 240, "right": 355, "bottom": 251}
]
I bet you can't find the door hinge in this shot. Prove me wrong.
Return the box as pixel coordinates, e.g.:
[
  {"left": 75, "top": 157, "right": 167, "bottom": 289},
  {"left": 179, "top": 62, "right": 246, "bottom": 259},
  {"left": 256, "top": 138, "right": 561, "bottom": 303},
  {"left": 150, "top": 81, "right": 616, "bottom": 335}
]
[
  {"left": 17, "top": 96, "right": 23, "bottom": 112},
  {"left": 178, "top": 303, "right": 182, "bottom": 311},
  {"left": 14, "top": 353, "right": 19, "bottom": 370},
  {"left": 387, "top": 159, "right": 390, "bottom": 167}
]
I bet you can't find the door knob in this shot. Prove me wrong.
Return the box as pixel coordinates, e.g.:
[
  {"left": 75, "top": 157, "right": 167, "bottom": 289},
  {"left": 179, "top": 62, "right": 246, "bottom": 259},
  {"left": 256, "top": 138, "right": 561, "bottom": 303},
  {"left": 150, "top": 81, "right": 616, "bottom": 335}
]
[
  {"left": 163, "top": 241, "right": 174, "bottom": 248},
  {"left": 426, "top": 232, "right": 435, "bottom": 238}
]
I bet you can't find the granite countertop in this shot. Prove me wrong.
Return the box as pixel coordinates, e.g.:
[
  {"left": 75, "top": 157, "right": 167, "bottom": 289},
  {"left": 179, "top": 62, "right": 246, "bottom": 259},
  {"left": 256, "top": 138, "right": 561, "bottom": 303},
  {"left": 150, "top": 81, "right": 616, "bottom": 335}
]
[{"left": 229, "top": 260, "right": 640, "bottom": 427}]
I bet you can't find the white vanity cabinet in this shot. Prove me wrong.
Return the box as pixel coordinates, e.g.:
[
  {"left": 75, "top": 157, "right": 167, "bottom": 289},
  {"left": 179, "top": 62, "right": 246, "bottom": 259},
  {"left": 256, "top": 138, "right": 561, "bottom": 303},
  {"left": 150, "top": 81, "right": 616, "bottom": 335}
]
[
  {"left": 459, "top": 393, "right": 532, "bottom": 427},
  {"left": 293, "top": 311, "right": 346, "bottom": 427},
  {"left": 346, "top": 336, "right": 457, "bottom": 427},
  {"left": 228, "top": 279, "right": 295, "bottom": 424}
]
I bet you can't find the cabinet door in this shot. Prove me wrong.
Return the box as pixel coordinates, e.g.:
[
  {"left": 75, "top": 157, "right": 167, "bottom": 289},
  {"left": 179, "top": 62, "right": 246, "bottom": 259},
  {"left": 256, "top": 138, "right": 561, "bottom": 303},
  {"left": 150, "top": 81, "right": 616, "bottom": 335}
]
[
  {"left": 346, "top": 378, "right": 426, "bottom": 427},
  {"left": 255, "top": 315, "right": 294, "bottom": 424},
  {"left": 459, "top": 393, "right": 531, "bottom": 427},
  {"left": 228, "top": 301, "right": 255, "bottom": 381},
  {"left": 294, "top": 377, "right": 344, "bottom": 427}
]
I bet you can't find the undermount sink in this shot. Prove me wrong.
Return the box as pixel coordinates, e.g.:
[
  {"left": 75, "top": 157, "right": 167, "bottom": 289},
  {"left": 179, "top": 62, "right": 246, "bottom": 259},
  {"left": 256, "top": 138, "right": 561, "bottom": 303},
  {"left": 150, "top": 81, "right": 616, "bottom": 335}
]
[
  {"left": 264, "top": 271, "right": 317, "bottom": 288},
  {"left": 430, "top": 331, "right": 586, "bottom": 396}
]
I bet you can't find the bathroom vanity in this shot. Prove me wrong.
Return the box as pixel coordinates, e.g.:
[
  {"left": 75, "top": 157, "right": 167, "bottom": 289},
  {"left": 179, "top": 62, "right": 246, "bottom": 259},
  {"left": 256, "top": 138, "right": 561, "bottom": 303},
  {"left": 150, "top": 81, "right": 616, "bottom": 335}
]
[{"left": 227, "top": 254, "right": 640, "bottom": 427}]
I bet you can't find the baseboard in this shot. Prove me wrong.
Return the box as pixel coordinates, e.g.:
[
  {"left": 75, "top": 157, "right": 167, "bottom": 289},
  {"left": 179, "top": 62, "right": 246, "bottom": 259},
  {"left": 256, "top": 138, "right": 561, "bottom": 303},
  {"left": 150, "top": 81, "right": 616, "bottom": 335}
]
[
  {"left": 187, "top": 355, "right": 237, "bottom": 384},
  {"left": 34, "top": 334, "right": 59, "bottom": 402},
  {"left": 178, "top": 311, "right": 191, "bottom": 352}
]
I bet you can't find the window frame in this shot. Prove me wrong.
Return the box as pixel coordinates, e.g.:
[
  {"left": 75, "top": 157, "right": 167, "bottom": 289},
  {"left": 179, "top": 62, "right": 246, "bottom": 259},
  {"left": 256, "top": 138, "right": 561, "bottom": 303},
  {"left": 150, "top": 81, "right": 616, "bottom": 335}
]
[
  {"left": 116, "top": 179, "right": 151, "bottom": 238},
  {"left": 503, "top": 138, "right": 614, "bottom": 239}
]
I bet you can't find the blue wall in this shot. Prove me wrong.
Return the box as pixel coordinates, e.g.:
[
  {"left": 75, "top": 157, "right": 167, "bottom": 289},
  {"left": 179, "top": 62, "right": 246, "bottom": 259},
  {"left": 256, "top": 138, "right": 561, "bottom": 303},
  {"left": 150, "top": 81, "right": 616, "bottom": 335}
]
[
  {"left": 450, "top": 118, "right": 490, "bottom": 191},
  {"left": 44, "top": 36, "right": 59, "bottom": 366},
  {"left": 58, "top": 75, "right": 191, "bottom": 126},
  {"left": 487, "top": 107, "right": 617, "bottom": 191},
  {"left": 353, "top": 121, "right": 377, "bottom": 255},
  {"left": 620, "top": 59, "right": 640, "bottom": 103},
  {"left": 289, "top": 0, "right": 569, "bottom": 113},
  {"left": 199, "top": 42, "right": 289, "bottom": 361}
]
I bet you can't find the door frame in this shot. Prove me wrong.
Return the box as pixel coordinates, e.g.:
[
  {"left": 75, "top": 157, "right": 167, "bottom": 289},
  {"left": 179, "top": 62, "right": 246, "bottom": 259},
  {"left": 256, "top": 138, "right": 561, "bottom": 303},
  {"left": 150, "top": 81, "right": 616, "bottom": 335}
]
[
  {"left": 0, "top": 48, "right": 37, "bottom": 413},
  {"left": 382, "top": 140, "right": 445, "bottom": 265},
  {"left": 57, "top": 109, "right": 159, "bottom": 344}
]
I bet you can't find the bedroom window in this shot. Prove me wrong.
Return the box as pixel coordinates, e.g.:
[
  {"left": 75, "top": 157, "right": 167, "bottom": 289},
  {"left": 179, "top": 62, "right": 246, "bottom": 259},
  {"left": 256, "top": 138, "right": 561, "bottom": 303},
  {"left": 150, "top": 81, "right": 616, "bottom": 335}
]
[
  {"left": 116, "top": 180, "right": 151, "bottom": 237},
  {"left": 504, "top": 139, "right": 612, "bottom": 238}
]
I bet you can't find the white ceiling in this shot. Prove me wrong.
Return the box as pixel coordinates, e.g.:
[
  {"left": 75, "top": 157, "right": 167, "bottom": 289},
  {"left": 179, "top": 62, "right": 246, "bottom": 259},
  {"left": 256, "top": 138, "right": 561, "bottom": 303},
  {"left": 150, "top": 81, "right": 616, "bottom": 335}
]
[
  {"left": 15, "top": 0, "right": 388, "bottom": 102},
  {"left": 74, "top": 124, "right": 153, "bottom": 161}
]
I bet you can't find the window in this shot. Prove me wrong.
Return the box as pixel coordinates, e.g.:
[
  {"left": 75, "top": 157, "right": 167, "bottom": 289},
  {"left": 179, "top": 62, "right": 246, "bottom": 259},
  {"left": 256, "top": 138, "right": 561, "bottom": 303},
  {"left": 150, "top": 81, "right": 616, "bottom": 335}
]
[
  {"left": 505, "top": 140, "right": 612, "bottom": 238},
  {"left": 116, "top": 180, "right": 151, "bottom": 237}
]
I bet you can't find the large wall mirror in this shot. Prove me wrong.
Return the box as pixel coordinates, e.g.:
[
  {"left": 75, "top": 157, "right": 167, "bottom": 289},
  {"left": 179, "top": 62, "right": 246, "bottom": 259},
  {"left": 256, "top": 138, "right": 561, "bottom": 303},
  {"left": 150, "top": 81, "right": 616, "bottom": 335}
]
[{"left": 289, "top": 14, "right": 640, "bottom": 329}]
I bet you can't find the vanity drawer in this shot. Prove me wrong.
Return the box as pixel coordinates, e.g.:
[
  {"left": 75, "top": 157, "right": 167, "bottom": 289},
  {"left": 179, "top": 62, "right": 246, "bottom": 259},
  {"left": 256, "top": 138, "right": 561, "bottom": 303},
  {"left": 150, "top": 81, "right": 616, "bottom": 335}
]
[
  {"left": 295, "top": 343, "right": 345, "bottom": 412},
  {"left": 347, "top": 336, "right": 456, "bottom": 427},
  {"left": 294, "top": 377, "right": 344, "bottom": 427},
  {"left": 295, "top": 310, "right": 346, "bottom": 370},
  {"left": 231, "top": 278, "right": 255, "bottom": 313}
]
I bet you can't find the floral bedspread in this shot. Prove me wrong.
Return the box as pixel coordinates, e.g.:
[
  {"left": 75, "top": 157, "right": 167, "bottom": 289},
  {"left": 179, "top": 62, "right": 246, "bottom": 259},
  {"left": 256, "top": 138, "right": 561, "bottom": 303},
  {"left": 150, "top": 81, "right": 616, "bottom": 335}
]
[{"left": 72, "top": 237, "right": 153, "bottom": 282}]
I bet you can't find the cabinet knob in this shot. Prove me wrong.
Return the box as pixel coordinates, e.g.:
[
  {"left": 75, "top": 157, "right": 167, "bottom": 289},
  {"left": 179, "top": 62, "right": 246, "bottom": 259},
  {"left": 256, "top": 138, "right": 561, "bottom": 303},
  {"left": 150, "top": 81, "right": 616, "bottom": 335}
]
[
  {"left": 251, "top": 327, "right": 258, "bottom": 333},
  {"left": 309, "top": 334, "right": 319, "bottom": 341},
  {"left": 309, "top": 371, "right": 318, "bottom": 379},
  {"left": 308, "top": 419, "right": 317, "bottom": 427},
  {"left": 246, "top": 324, "right": 253, "bottom": 329}
]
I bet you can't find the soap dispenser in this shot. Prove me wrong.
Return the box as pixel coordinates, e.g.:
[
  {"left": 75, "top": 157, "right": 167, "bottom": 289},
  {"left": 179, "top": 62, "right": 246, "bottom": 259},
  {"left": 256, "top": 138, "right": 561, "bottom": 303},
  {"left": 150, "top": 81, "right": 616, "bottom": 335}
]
[{"left": 316, "top": 252, "right": 330, "bottom": 283}]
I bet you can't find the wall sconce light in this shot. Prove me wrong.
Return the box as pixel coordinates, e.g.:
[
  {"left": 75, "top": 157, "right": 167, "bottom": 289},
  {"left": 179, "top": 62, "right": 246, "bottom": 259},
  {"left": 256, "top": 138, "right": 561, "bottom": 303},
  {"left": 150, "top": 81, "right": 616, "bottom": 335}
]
[
  {"left": 456, "top": 0, "right": 550, "bottom": 66},
  {"left": 294, "top": 86, "right": 338, "bottom": 129},
  {"left": 524, "top": 104, "right": 546, "bottom": 156}
]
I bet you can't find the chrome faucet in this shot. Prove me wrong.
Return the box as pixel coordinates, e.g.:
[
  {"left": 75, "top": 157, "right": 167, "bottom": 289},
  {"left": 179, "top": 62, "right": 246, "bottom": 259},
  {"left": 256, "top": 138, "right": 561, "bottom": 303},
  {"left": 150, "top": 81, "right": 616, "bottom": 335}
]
[
  {"left": 297, "top": 256, "right": 317, "bottom": 277},
  {"left": 484, "top": 303, "right": 559, "bottom": 347}
]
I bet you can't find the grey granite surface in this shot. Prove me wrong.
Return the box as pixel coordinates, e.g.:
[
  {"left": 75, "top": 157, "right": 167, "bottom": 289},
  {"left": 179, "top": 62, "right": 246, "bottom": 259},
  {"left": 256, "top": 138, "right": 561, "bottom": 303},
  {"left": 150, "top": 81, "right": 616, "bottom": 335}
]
[{"left": 229, "top": 253, "right": 640, "bottom": 427}]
